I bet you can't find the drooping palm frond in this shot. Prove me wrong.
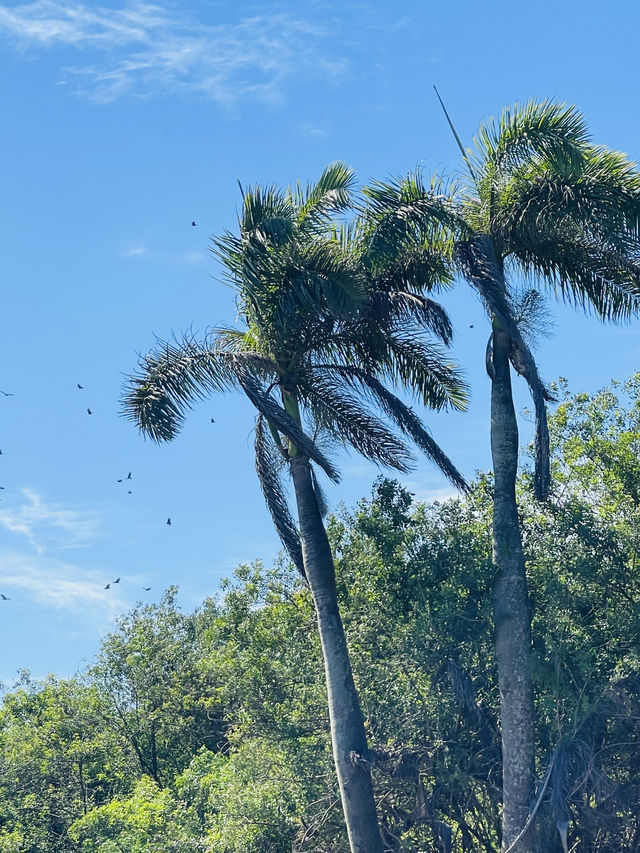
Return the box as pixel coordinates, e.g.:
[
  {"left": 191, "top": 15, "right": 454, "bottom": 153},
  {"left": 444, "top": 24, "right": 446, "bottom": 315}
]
[
  {"left": 509, "top": 289, "right": 554, "bottom": 349},
  {"left": 300, "top": 377, "right": 415, "bottom": 472},
  {"left": 372, "top": 332, "right": 469, "bottom": 413},
  {"left": 310, "top": 364, "right": 468, "bottom": 492},
  {"left": 457, "top": 235, "right": 552, "bottom": 499},
  {"left": 122, "top": 336, "right": 276, "bottom": 442},
  {"left": 235, "top": 370, "right": 340, "bottom": 483},
  {"left": 254, "top": 414, "right": 305, "bottom": 577},
  {"left": 510, "top": 239, "right": 640, "bottom": 322},
  {"left": 365, "top": 291, "right": 454, "bottom": 345}
]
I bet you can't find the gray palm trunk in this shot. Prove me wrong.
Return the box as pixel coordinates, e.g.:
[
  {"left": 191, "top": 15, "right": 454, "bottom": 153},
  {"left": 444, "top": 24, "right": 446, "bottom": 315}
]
[
  {"left": 489, "top": 323, "right": 535, "bottom": 853},
  {"left": 289, "top": 454, "right": 384, "bottom": 853}
]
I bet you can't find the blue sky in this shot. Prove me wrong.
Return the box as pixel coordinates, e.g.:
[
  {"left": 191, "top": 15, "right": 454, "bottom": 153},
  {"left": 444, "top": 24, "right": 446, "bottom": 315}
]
[{"left": 0, "top": 0, "right": 638, "bottom": 683}]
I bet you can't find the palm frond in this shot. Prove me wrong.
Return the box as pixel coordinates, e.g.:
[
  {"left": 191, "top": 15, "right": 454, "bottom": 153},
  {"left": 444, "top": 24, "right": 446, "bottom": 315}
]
[
  {"left": 510, "top": 239, "right": 640, "bottom": 322},
  {"left": 457, "top": 235, "right": 552, "bottom": 498},
  {"left": 294, "top": 161, "right": 356, "bottom": 232},
  {"left": 311, "top": 365, "right": 468, "bottom": 491},
  {"left": 239, "top": 185, "right": 296, "bottom": 246},
  {"left": 366, "top": 291, "right": 454, "bottom": 344},
  {"left": 375, "top": 333, "right": 469, "bottom": 412},
  {"left": 362, "top": 171, "right": 471, "bottom": 260},
  {"left": 302, "top": 379, "right": 415, "bottom": 472},
  {"left": 255, "top": 414, "right": 305, "bottom": 577},
  {"left": 121, "top": 336, "right": 273, "bottom": 442},
  {"left": 473, "top": 101, "right": 589, "bottom": 176},
  {"left": 236, "top": 370, "right": 341, "bottom": 483},
  {"left": 310, "top": 467, "right": 330, "bottom": 518}
]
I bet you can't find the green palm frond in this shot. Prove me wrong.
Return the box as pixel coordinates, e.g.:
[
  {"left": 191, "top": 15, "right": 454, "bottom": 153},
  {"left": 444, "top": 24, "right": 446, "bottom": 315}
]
[
  {"left": 239, "top": 185, "right": 296, "bottom": 246},
  {"left": 254, "top": 414, "right": 305, "bottom": 577},
  {"left": 301, "top": 378, "right": 414, "bottom": 472},
  {"left": 122, "top": 336, "right": 275, "bottom": 442},
  {"left": 366, "top": 291, "right": 454, "bottom": 344},
  {"left": 236, "top": 371, "right": 341, "bottom": 483},
  {"left": 311, "top": 364, "right": 468, "bottom": 491},
  {"left": 376, "top": 333, "right": 469, "bottom": 412},
  {"left": 363, "top": 171, "right": 471, "bottom": 259},
  {"left": 294, "top": 161, "right": 356, "bottom": 232},
  {"left": 510, "top": 240, "right": 640, "bottom": 322},
  {"left": 473, "top": 100, "right": 589, "bottom": 176}
]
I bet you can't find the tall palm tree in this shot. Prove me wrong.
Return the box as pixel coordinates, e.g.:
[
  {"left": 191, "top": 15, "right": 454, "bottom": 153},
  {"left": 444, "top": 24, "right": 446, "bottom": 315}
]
[
  {"left": 122, "top": 163, "right": 468, "bottom": 853},
  {"left": 362, "top": 102, "right": 640, "bottom": 851}
]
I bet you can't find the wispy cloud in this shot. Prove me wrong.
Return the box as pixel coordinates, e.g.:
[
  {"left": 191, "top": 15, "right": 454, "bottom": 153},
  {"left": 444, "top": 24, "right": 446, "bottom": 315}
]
[
  {"left": 0, "top": 550, "right": 125, "bottom": 613},
  {"left": 403, "top": 480, "right": 461, "bottom": 505},
  {"left": 0, "top": 489, "right": 100, "bottom": 552},
  {"left": 123, "top": 243, "right": 148, "bottom": 257},
  {"left": 0, "top": 1, "right": 350, "bottom": 104}
]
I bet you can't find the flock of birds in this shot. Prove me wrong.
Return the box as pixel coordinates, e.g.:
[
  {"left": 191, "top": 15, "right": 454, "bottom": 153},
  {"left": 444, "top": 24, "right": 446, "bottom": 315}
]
[
  {"left": 0, "top": 221, "right": 206, "bottom": 602},
  {"left": 0, "top": 381, "right": 186, "bottom": 602}
]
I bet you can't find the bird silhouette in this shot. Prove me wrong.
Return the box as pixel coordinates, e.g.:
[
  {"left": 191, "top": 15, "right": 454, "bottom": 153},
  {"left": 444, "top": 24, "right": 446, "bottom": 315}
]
[
  {"left": 113, "top": 577, "right": 121, "bottom": 584},
  {"left": 469, "top": 324, "right": 474, "bottom": 328},
  {"left": 128, "top": 490, "right": 133, "bottom": 494},
  {"left": 77, "top": 384, "right": 84, "bottom": 390},
  {"left": 126, "top": 472, "right": 132, "bottom": 479},
  {"left": 87, "top": 408, "right": 92, "bottom": 415},
  {"left": 117, "top": 479, "right": 123, "bottom": 483},
  {"left": 0, "top": 594, "right": 9, "bottom": 600},
  {"left": 210, "top": 418, "right": 215, "bottom": 423},
  {"left": 143, "top": 586, "right": 151, "bottom": 591},
  {"left": 166, "top": 517, "right": 172, "bottom": 526},
  {"left": 0, "top": 390, "right": 14, "bottom": 396},
  {"left": 104, "top": 583, "right": 110, "bottom": 590},
  {"left": 191, "top": 221, "right": 197, "bottom": 226}
]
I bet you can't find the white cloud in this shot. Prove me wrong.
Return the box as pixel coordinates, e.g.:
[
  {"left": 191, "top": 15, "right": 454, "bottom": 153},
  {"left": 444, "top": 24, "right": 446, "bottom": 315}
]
[
  {"left": 0, "top": 489, "right": 101, "bottom": 552},
  {"left": 0, "top": 1, "right": 349, "bottom": 104},
  {"left": 402, "top": 481, "right": 461, "bottom": 505},
  {"left": 123, "top": 244, "right": 148, "bottom": 257},
  {"left": 0, "top": 550, "right": 125, "bottom": 614}
]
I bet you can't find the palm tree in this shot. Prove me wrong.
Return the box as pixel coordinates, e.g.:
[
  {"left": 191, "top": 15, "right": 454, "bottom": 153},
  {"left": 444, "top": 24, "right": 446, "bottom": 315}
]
[
  {"left": 122, "top": 163, "right": 468, "bottom": 853},
  {"left": 362, "top": 102, "right": 640, "bottom": 851}
]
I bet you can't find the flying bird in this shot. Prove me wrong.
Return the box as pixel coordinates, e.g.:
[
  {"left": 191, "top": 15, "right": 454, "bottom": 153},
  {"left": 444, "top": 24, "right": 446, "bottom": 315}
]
[
  {"left": 104, "top": 583, "right": 110, "bottom": 590},
  {"left": 0, "top": 390, "right": 14, "bottom": 396},
  {"left": 191, "top": 221, "right": 197, "bottom": 226},
  {"left": 210, "top": 418, "right": 215, "bottom": 423},
  {"left": 113, "top": 577, "right": 121, "bottom": 584},
  {"left": 166, "top": 517, "right": 172, "bottom": 526},
  {"left": 0, "top": 594, "right": 9, "bottom": 600},
  {"left": 128, "top": 490, "right": 133, "bottom": 494},
  {"left": 77, "top": 384, "right": 84, "bottom": 390},
  {"left": 126, "top": 472, "right": 132, "bottom": 479},
  {"left": 87, "top": 408, "right": 92, "bottom": 415},
  {"left": 143, "top": 586, "right": 151, "bottom": 591}
]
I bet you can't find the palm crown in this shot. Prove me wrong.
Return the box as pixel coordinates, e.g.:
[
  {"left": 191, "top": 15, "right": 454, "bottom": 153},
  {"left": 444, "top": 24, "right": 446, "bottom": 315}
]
[
  {"left": 363, "top": 101, "right": 640, "bottom": 497},
  {"left": 122, "top": 163, "right": 468, "bottom": 574}
]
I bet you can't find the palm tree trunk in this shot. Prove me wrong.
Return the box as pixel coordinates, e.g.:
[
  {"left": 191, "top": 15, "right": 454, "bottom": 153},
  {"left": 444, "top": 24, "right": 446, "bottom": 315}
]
[
  {"left": 490, "top": 324, "right": 535, "bottom": 853},
  {"left": 289, "top": 454, "right": 384, "bottom": 853}
]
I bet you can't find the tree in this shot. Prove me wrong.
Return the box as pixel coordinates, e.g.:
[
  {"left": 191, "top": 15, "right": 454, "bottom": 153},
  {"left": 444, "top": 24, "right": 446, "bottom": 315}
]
[
  {"left": 121, "top": 163, "right": 467, "bottom": 853},
  {"left": 362, "top": 102, "right": 640, "bottom": 850}
]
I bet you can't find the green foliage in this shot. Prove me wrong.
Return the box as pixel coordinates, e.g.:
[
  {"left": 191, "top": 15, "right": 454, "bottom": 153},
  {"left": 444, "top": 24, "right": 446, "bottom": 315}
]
[{"left": 2, "top": 380, "right": 640, "bottom": 850}]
